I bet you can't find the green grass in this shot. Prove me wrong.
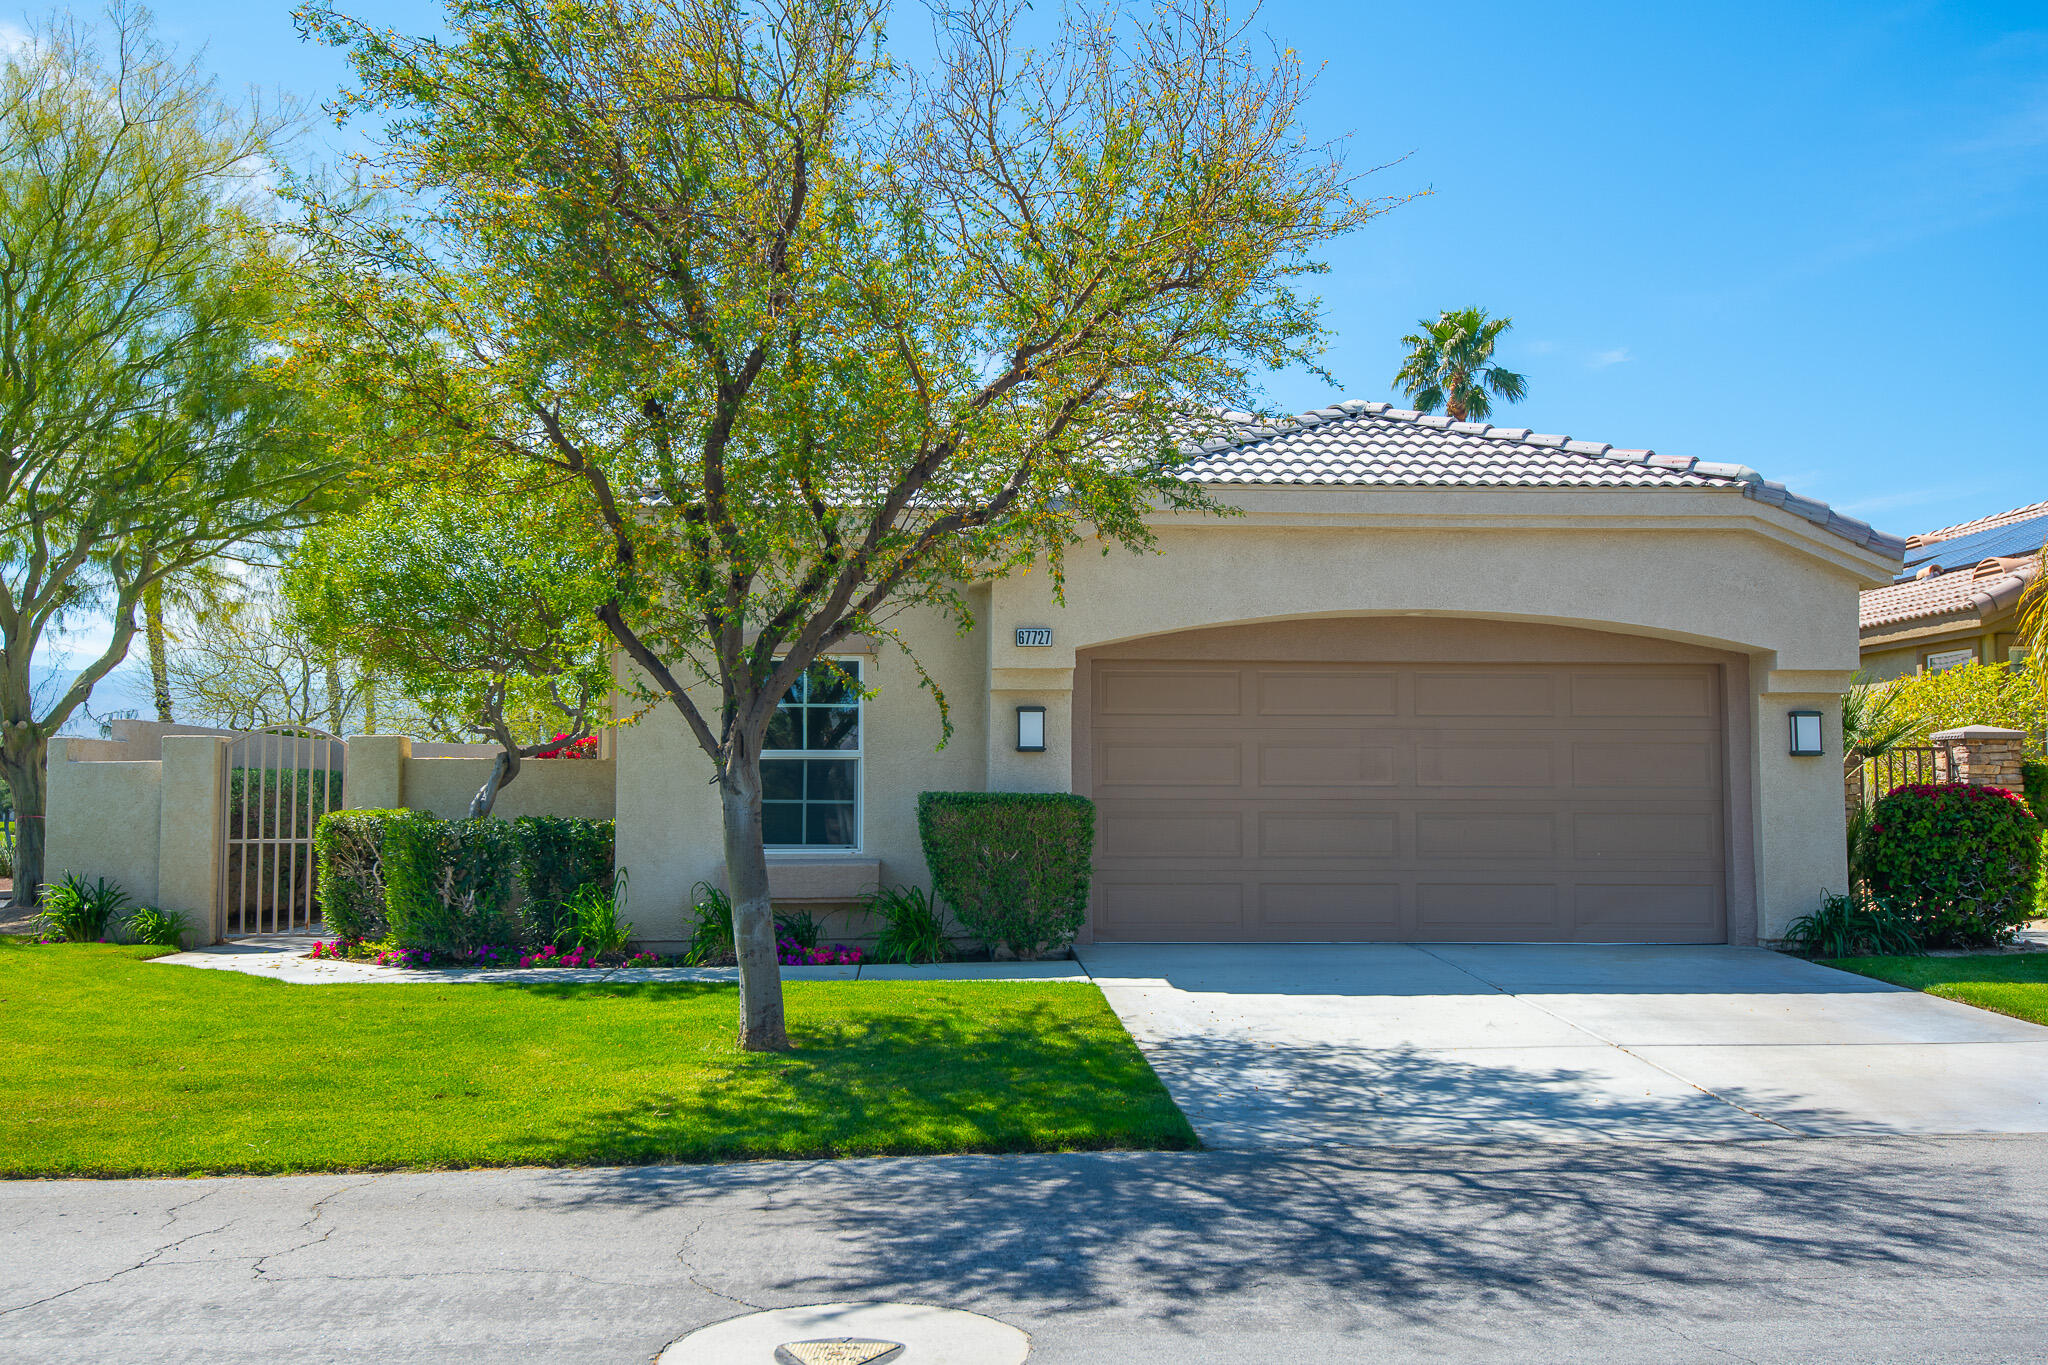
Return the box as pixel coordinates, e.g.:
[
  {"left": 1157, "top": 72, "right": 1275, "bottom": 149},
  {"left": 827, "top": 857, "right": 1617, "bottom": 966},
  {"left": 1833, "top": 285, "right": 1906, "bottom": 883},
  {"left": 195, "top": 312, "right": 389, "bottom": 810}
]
[
  {"left": 0, "top": 939, "right": 1194, "bottom": 1178},
  {"left": 1824, "top": 951, "right": 2048, "bottom": 1028}
]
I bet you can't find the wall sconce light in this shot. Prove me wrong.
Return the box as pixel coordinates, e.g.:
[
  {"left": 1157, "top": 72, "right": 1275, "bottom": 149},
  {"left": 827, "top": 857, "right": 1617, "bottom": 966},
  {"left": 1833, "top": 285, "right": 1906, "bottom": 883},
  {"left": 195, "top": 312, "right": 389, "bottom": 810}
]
[
  {"left": 1788, "top": 709, "right": 1824, "bottom": 757},
  {"left": 1015, "top": 704, "right": 1046, "bottom": 753}
]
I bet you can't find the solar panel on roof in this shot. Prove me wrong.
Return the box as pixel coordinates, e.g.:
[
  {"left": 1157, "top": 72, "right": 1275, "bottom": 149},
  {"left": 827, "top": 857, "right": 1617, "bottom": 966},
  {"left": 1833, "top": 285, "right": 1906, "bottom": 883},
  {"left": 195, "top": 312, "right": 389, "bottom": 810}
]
[{"left": 1897, "top": 511, "right": 2048, "bottom": 582}]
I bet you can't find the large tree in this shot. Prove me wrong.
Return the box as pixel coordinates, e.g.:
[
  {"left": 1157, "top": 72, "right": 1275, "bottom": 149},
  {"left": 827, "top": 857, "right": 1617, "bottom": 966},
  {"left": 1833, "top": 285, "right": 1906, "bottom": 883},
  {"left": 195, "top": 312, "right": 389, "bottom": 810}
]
[
  {"left": 1393, "top": 305, "right": 1528, "bottom": 422},
  {"left": 293, "top": 0, "right": 1387, "bottom": 1048},
  {"left": 0, "top": 8, "right": 344, "bottom": 901}
]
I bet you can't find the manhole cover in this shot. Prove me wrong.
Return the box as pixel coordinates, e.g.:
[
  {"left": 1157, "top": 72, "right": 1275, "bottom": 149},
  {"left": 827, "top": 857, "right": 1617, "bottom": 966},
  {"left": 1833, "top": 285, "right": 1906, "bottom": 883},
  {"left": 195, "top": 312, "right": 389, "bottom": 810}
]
[
  {"left": 776, "top": 1342, "right": 902, "bottom": 1365},
  {"left": 659, "top": 1301, "right": 1028, "bottom": 1364}
]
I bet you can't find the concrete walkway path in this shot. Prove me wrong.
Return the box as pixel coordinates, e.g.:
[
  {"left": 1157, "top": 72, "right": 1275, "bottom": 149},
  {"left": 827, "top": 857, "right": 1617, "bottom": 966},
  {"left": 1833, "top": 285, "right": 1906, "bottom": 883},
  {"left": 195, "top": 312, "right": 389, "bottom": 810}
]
[
  {"left": 148, "top": 932, "right": 1090, "bottom": 984},
  {"left": 1074, "top": 942, "right": 2048, "bottom": 1147}
]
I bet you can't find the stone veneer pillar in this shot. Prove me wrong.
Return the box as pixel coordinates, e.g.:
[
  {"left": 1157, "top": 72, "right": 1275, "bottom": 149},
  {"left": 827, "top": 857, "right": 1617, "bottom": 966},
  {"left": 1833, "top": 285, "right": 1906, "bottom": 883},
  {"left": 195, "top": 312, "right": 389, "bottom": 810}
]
[{"left": 1929, "top": 726, "right": 2028, "bottom": 792}]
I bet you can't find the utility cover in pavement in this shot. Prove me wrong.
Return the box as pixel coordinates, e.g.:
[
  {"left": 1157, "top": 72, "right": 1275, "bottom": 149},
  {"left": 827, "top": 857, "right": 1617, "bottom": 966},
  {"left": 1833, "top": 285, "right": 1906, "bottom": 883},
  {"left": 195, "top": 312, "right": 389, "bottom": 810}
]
[
  {"left": 777, "top": 1342, "right": 902, "bottom": 1365},
  {"left": 658, "top": 1301, "right": 1028, "bottom": 1364}
]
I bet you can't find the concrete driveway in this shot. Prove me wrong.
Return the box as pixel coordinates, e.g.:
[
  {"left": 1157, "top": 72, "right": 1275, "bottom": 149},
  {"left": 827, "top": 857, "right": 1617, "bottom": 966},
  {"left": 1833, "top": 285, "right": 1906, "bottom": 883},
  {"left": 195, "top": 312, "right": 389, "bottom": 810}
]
[{"left": 1074, "top": 943, "right": 2048, "bottom": 1148}]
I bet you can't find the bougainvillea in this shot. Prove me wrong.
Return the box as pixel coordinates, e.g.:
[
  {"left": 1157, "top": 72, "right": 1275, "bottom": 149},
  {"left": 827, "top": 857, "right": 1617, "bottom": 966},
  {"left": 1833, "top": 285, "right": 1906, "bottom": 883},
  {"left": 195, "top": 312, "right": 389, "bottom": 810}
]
[{"left": 1863, "top": 782, "right": 2041, "bottom": 947}]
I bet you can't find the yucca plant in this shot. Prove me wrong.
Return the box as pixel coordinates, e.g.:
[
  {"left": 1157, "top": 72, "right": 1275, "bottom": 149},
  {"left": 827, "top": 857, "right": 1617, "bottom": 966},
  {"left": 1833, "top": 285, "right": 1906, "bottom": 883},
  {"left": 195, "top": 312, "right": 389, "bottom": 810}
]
[
  {"left": 683, "top": 882, "right": 736, "bottom": 966},
  {"left": 555, "top": 870, "right": 633, "bottom": 956},
  {"left": 35, "top": 874, "right": 131, "bottom": 942},
  {"left": 1781, "top": 892, "right": 1921, "bottom": 959},
  {"left": 125, "top": 905, "right": 195, "bottom": 948},
  {"left": 863, "top": 884, "right": 956, "bottom": 964}
]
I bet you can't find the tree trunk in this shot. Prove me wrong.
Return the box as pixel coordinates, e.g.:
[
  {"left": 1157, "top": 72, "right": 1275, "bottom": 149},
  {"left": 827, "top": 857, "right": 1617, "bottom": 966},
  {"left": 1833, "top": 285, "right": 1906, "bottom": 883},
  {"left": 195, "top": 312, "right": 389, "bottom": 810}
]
[
  {"left": 363, "top": 680, "right": 378, "bottom": 735},
  {"left": 721, "top": 746, "right": 788, "bottom": 1051},
  {"left": 0, "top": 740, "right": 47, "bottom": 909},
  {"left": 324, "top": 656, "right": 346, "bottom": 734},
  {"left": 466, "top": 748, "right": 518, "bottom": 819},
  {"left": 144, "top": 581, "right": 174, "bottom": 723}
]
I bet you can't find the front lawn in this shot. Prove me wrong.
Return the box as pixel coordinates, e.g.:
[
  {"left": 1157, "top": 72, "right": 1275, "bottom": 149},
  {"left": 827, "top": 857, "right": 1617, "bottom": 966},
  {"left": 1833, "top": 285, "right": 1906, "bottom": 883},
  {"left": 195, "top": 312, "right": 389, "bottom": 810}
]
[
  {"left": 1824, "top": 951, "right": 2048, "bottom": 1028},
  {"left": 0, "top": 940, "right": 1193, "bottom": 1178}
]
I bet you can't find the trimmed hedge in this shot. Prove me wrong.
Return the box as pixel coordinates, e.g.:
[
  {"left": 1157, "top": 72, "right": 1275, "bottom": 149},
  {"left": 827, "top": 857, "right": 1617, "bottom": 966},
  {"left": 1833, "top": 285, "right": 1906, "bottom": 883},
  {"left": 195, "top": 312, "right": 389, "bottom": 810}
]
[
  {"left": 1864, "top": 782, "right": 2041, "bottom": 948},
  {"left": 314, "top": 810, "right": 401, "bottom": 943},
  {"left": 512, "top": 817, "right": 615, "bottom": 946},
  {"left": 382, "top": 812, "right": 520, "bottom": 956},
  {"left": 918, "top": 792, "right": 1094, "bottom": 959}
]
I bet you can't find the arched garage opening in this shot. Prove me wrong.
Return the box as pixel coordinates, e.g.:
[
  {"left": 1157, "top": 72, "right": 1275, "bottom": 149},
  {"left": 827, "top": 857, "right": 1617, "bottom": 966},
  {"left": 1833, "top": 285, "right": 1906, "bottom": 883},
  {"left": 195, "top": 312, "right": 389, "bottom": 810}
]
[{"left": 1073, "top": 616, "right": 1756, "bottom": 944}]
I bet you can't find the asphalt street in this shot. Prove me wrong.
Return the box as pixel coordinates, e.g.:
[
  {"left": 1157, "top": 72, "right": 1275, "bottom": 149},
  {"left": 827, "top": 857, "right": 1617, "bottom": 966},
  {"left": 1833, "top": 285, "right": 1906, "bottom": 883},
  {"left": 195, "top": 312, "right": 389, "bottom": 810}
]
[{"left": 5, "top": 1135, "right": 2047, "bottom": 1363}]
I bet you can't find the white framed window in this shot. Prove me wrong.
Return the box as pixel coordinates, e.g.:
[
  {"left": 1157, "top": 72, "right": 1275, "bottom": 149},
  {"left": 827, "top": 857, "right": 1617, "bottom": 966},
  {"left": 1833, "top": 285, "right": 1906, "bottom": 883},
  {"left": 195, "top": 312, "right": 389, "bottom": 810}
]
[
  {"left": 761, "top": 658, "right": 862, "bottom": 849},
  {"left": 1924, "top": 647, "right": 1977, "bottom": 673}
]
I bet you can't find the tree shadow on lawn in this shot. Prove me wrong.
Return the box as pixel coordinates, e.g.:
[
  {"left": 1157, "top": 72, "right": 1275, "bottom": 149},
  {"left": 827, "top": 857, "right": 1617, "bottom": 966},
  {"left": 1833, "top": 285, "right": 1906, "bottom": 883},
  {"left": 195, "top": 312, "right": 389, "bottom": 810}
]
[
  {"left": 490, "top": 980, "right": 1195, "bottom": 1163},
  {"left": 528, "top": 1031, "right": 2043, "bottom": 1328}
]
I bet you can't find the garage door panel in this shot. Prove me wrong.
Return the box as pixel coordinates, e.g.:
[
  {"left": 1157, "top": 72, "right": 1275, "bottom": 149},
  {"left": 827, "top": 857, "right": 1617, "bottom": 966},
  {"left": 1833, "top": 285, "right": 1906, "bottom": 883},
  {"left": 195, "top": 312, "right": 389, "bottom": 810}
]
[
  {"left": 1416, "top": 883, "right": 1563, "bottom": 934},
  {"left": 1416, "top": 741, "right": 1556, "bottom": 788},
  {"left": 1098, "top": 668, "right": 1242, "bottom": 716},
  {"left": 1089, "top": 659, "right": 1727, "bottom": 943},
  {"left": 1571, "top": 740, "right": 1716, "bottom": 789},
  {"left": 1257, "top": 740, "right": 1399, "bottom": 787},
  {"left": 1257, "top": 810, "right": 1400, "bottom": 858},
  {"left": 1096, "top": 877, "right": 1246, "bottom": 937},
  {"left": 1571, "top": 671, "right": 1715, "bottom": 719},
  {"left": 1256, "top": 670, "right": 1399, "bottom": 716},
  {"left": 1098, "top": 809, "right": 1244, "bottom": 858},
  {"left": 1098, "top": 740, "right": 1242, "bottom": 788},
  {"left": 1413, "top": 671, "right": 1558, "bottom": 717},
  {"left": 1416, "top": 811, "right": 1557, "bottom": 859},
  {"left": 1573, "top": 883, "right": 1721, "bottom": 940},
  {"left": 1571, "top": 811, "right": 1719, "bottom": 861},
  {"left": 1258, "top": 881, "right": 1403, "bottom": 929}
]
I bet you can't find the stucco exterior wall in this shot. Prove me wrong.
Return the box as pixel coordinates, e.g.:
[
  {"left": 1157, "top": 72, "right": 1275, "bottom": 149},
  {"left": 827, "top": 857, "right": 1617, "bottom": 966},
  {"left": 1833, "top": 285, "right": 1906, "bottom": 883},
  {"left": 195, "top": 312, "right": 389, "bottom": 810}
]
[
  {"left": 610, "top": 484, "right": 1894, "bottom": 946},
  {"left": 616, "top": 598, "right": 989, "bottom": 946},
  {"left": 45, "top": 743, "right": 164, "bottom": 910}
]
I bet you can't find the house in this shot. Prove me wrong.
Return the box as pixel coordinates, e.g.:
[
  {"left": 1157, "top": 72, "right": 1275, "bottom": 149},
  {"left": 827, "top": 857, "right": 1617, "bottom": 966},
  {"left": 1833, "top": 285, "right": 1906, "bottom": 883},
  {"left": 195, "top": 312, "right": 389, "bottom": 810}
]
[
  {"left": 617, "top": 400, "right": 1906, "bottom": 948},
  {"left": 1857, "top": 500, "right": 2045, "bottom": 680}
]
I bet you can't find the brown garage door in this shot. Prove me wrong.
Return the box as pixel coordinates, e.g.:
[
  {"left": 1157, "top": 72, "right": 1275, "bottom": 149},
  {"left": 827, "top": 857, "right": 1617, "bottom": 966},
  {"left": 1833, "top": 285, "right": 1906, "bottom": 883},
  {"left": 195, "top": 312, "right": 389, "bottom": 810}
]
[{"left": 1088, "top": 660, "right": 1726, "bottom": 942}]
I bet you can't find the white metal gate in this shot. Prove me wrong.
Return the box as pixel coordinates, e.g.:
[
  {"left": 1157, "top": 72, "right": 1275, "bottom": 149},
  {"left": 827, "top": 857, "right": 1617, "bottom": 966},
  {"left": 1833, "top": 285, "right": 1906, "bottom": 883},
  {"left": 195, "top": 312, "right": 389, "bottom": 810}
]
[{"left": 220, "top": 727, "right": 346, "bottom": 936}]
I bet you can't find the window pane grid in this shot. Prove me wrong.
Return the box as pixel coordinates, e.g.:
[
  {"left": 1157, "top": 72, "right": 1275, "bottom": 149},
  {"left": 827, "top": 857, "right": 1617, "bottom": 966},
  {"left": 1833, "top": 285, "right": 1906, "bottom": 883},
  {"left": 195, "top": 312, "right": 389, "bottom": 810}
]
[{"left": 762, "top": 659, "right": 861, "bottom": 849}]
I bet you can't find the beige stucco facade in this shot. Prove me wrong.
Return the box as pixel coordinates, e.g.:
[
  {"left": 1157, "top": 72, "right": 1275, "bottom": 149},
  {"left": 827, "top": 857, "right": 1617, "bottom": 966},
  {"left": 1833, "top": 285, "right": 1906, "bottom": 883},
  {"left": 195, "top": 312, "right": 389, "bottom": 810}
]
[{"left": 614, "top": 484, "right": 1898, "bottom": 946}]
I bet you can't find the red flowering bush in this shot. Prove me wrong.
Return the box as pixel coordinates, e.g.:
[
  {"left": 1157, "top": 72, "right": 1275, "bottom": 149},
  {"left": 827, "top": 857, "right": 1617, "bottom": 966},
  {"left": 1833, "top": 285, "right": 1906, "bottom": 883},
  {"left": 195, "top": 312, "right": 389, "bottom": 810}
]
[
  {"left": 1863, "top": 783, "right": 2041, "bottom": 948},
  {"left": 534, "top": 733, "right": 599, "bottom": 759}
]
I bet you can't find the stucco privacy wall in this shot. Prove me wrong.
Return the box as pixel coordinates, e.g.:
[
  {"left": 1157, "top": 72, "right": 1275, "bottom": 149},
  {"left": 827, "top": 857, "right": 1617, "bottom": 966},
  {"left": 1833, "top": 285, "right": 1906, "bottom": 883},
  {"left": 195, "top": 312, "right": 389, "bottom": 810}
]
[
  {"left": 615, "top": 597, "right": 989, "bottom": 947},
  {"left": 341, "top": 736, "right": 615, "bottom": 821},
  {"left": 611, "top": 483, "right": 1896, "bottom": 944},
  {"left": 45, "top": 736, "right": 227, "bottom": 943}
]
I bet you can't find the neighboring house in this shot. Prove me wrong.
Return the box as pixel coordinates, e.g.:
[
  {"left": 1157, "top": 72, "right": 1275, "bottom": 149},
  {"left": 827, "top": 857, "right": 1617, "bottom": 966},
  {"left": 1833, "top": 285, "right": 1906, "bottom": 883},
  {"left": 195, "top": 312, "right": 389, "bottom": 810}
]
[
  {"left": 618, "top": 400, "right": 1905, "bottom": 949},
  {"left": 1858, "top": 500, "right": 2046, "bottom": 680}
]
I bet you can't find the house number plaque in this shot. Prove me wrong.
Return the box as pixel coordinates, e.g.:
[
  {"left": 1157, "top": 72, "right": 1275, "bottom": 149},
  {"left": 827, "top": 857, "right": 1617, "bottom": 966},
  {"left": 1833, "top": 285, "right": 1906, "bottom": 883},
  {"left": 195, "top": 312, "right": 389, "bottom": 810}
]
[{"left": 1014, "top": 626, "right": 1053, "bottom": 647}]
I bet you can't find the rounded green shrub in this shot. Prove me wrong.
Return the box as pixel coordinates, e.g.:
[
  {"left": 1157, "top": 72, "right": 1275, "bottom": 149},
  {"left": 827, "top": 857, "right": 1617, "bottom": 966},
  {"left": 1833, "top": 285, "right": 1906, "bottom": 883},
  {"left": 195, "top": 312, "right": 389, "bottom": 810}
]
[
  {"left": 917, "top": 792, "right": 1093, "bottom": 959},
  {"left": 1863, "top": 782, "right": 2041, "bottom": 948}
]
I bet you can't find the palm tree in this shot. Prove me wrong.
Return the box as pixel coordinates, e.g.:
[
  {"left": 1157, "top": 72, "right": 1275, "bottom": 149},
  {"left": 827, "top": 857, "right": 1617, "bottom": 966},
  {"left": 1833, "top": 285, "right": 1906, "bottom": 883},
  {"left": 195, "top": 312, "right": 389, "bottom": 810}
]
[
  {"left": 1393, "top": 307, "right": 1530, "bottom": 422},
  {"left": 139, "top": 559, "right": 238, "bottom": 723}
]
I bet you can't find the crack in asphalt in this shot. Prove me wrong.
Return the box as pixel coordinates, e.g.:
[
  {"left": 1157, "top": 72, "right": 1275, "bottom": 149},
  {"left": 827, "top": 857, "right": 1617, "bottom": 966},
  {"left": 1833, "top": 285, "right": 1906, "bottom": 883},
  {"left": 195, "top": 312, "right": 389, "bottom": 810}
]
[
  {"left": 250, "top": 1177, "right": 382, "bottom": 1281},
  {"left": 0, "top": 1219, "right": 239, "bottom": 1318},
  {"left": 674, "top": 1217, "right": 763, "bottom": 1312}
]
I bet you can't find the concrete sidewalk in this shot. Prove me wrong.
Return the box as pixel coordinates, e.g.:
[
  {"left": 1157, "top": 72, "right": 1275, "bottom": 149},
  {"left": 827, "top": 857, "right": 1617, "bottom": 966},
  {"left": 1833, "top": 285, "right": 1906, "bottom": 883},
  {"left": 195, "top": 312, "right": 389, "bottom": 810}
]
[{"left": 147, "top": 932, "right": 1090, "bottom": 984}]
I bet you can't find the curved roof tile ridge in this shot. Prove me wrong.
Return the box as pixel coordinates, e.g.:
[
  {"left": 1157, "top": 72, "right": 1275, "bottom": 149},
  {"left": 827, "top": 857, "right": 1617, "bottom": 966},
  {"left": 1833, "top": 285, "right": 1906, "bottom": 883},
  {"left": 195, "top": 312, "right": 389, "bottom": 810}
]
[{"left": 1181, "top": 399, "right": 1905, "bottom": 560}]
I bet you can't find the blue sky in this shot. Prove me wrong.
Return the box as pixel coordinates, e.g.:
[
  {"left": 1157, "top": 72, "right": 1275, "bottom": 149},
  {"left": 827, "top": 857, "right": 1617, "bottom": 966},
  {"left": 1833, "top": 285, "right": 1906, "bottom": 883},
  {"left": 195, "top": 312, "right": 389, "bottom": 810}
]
[{"left": 17, "top": 0, "right": 2048, "bottom": 716}]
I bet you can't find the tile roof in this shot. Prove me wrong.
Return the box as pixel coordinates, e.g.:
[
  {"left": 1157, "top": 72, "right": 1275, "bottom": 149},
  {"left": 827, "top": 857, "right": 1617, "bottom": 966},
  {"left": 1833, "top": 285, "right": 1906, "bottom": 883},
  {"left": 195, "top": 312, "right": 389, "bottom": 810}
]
[
  {"left": 1860, "top": 555, "right": 2040, "bottom": 631},
  {"left": 1909, "top": 499, "right": 2048, "bottom": 548},
  {"left": 1178, "top": 400, "right": 1908, "bottom": 558}
]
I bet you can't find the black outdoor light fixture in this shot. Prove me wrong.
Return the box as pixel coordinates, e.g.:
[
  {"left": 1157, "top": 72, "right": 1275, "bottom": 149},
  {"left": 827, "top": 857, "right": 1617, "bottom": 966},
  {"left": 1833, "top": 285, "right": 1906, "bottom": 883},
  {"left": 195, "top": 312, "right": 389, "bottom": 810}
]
[
  {"left": 1788, "top": 709, "right": 1824, "bottom": 757},
  {"left": 1015, "top": 704, "right": 1046, "bottom": 753}
]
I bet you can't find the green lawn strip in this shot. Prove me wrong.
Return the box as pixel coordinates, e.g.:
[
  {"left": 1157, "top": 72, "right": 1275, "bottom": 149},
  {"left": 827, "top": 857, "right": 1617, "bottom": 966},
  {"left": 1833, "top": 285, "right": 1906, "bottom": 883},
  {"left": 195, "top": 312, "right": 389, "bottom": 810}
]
[
  {"left": 1823, "top": 952, "right": 2048, "bottom": 1028},
  {"left": 0, "top": 940, "right": 1194, "bottom": 1178}
]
